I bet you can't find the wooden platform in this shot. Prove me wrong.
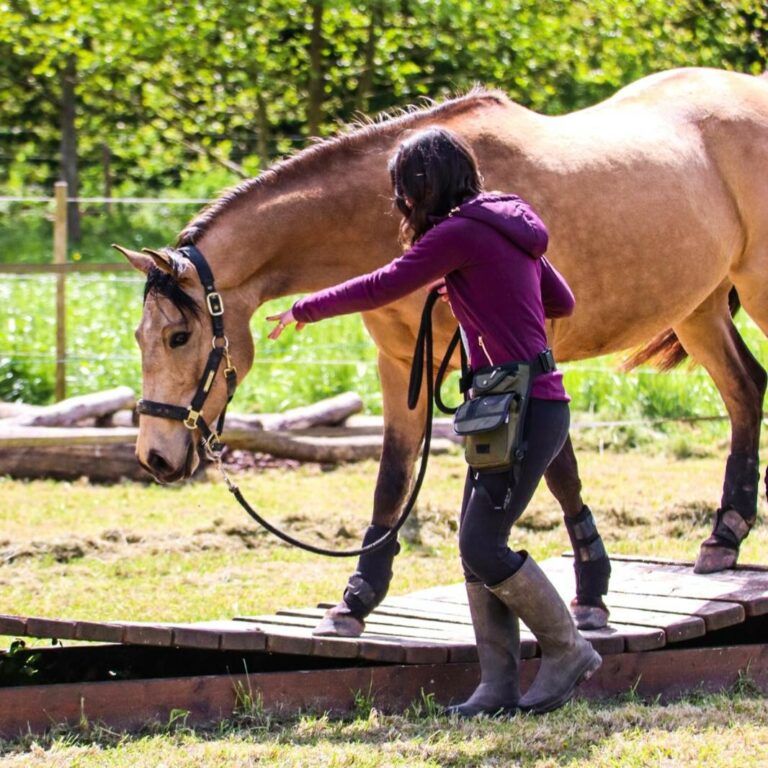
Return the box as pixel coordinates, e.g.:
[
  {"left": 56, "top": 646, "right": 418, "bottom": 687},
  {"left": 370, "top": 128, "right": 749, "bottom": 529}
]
[
  {"left": 1, "top": 555, "right": 766, "bottom": 663},
  {"left": 1, "top": 554, "right": 767, "bottom": 735}
]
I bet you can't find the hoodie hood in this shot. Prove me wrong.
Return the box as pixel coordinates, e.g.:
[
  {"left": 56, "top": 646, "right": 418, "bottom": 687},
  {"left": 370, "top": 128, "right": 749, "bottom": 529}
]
[{"left": 450, "top": 192, "right": 549, "bottom": 259}]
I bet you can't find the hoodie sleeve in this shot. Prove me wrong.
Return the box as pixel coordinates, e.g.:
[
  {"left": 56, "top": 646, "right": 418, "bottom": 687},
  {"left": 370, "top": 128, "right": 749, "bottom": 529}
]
[
  {"left": 292, "top": 220, "right": 472, "bottom": 323},
  {"left": 540, "top": 257, "right": 575, "bottom": 318}
]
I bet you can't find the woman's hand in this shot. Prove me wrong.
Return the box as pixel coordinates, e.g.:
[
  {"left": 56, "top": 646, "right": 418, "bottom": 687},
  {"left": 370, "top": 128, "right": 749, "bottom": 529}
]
[
  {"left": 427, "top": 279, "right": 450, "bottom": 303},
  {"left": 266, "top": 308, "right": 305, "bottom": 340}
]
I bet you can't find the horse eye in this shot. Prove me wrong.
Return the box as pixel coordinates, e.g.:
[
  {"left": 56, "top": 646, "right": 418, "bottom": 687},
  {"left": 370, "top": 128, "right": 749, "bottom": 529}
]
[{"left": 169, "top": 331, "right": 191, "bottom": 349}]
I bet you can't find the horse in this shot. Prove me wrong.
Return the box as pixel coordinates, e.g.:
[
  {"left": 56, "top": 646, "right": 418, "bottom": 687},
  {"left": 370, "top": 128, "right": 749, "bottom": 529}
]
[{"left": 116, "top": 67, "right": 768, "bottom": 638}]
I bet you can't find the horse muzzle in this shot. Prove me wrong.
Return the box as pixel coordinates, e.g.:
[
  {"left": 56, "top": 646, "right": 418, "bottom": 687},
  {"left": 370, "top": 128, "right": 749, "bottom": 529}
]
[{"left": 138, "top": 436, "right": 198, "bottom": 484}]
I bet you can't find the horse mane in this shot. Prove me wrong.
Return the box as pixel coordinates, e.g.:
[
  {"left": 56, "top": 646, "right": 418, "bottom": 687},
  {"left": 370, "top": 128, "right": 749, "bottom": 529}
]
[{"left": 176, "top": 88, "right": 509, "bottom": 246}]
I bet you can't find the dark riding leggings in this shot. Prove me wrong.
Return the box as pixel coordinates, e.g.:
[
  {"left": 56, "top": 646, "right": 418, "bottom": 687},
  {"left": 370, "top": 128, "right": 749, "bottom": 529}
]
[{"left": 459, "top": 398, "right": 570, "bottom": 587}]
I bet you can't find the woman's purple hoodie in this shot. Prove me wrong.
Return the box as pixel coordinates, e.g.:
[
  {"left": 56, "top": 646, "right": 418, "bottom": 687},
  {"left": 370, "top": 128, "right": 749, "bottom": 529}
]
[{"left": 292, "top": 193, "right": 575, "bottom": 400}]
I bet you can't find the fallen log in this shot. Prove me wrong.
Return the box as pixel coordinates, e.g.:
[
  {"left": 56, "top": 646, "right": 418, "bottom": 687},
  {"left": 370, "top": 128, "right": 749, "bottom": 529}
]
[
  {"left": 225, "top": 392, "right": 363, "bottom": 432},
  {"left": 0, "top": 402, "right": 40, "bottom": 419},
  {"left": 295, "top": 415, "right": 461, "bottom": 443},
  {"left": 224, "top": 429, "right": 454, "bottom": 462},
  {"left": 0, "top": 425, "right": 455, "bottom": 469},
  {"left": 0, "top": 443, "right": 150, "bottom": 482},
  {"left": 2, "top": 387, "right": 136, "bottom": 428}
]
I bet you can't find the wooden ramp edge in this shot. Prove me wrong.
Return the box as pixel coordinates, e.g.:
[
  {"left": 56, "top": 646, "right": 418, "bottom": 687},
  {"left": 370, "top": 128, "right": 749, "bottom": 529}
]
[{"left": 1, "top": 556, "right": 766, "bottom": 664}]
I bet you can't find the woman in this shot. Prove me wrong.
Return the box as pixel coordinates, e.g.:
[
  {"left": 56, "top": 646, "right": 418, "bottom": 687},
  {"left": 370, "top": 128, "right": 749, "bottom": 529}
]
[{"left": 268, "top": 127, "right": 601, "bottom": 716}]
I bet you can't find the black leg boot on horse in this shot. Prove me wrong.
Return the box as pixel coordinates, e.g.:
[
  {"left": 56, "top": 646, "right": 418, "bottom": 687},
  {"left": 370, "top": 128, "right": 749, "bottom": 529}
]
[
  {"left": 564, "top": 506, "right": 611, "bottom": 629},
  {"left": 545, "top": 436, "right": 611, "bottom": 629},
  {"left": 695, "top": 452, "right": 759, "bottom": 573},
  {"left": 489, "top": 552, "right": 602, "bottom": 713},
  {"left": 313, "top": 524, "right": 400, "bottom": 636}
]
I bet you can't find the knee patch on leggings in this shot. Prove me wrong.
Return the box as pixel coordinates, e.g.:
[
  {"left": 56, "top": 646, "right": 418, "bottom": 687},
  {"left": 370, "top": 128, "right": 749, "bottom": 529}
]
[{"left": 459, "top": 480, "right": 524, "bottom": 585}]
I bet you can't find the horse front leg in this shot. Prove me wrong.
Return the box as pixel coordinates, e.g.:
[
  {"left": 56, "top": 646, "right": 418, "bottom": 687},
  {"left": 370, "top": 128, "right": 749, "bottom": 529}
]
[
  {"left": 314, "top": 351, "right": 427, "bottom": 637},
  {"left": 544, "top": 435, "right": 611, "bottom": 629}
]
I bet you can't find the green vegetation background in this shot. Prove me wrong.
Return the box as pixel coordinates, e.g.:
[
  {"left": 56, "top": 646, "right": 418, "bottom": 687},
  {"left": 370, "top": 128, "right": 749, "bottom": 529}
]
[{"left": 1, "top": 1, "right": 766, "bottom": 415}]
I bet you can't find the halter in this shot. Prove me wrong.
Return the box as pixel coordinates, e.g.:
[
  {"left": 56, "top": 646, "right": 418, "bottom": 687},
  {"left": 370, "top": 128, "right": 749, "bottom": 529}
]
[
  {"left": 136, "top": 247, "right": 448, "bottom": 558},
  {"left": 136, "top": 245, "right": 238, "bottom": 453}
]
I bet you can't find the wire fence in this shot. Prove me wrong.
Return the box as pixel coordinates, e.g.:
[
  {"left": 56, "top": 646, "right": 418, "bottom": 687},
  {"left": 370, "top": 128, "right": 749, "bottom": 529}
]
[{"left": 3, "top": 183, "right": 767, "bottom": 424}]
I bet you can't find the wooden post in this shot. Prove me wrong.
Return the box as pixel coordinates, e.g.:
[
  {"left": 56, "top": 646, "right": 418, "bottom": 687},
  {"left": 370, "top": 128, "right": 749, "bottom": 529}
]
[{"left": 54, "top": 181, "right": 68, "bottom": 401}]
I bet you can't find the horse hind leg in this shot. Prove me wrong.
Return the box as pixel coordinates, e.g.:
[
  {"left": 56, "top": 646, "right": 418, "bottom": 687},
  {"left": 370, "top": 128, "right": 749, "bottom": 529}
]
[
  {"left": 671, "top": 288, "right": 765, "bottom": 573},
  {"left": 544, "top": 437, "right": 611, "bottom": 629},
  {"left": 731, "top": 265, "right": 768, "bottom": 506}
]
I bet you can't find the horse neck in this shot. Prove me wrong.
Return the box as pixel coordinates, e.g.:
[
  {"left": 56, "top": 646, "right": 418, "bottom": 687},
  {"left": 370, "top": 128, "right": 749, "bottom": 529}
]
[{"left": 195, "top": 152, "right": 400, "bottom": 315}]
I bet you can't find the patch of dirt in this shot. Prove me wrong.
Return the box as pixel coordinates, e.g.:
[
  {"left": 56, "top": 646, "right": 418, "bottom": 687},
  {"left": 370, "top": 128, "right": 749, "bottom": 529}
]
[
  {"left": 0, "top": 508, "right": 409, "bottom": 565},
  {"left": 220, "top": 449, "right": 301, "bottom": 473}
]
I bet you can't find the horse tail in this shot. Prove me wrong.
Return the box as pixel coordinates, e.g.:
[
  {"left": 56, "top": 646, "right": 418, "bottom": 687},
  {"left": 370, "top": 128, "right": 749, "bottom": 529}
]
[{"left": 622, "top": 287, "right": 742, "bottom": 372}]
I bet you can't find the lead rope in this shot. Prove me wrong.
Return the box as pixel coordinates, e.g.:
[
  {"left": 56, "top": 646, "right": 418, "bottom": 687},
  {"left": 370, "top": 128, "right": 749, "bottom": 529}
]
[{"left": 213, "top": 288, "right": 451, "bottom": 557}]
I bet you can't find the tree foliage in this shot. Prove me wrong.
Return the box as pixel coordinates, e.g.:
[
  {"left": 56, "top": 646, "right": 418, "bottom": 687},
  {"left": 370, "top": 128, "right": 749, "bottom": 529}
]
[{"left": 0, "top": 0, "right": 765, "bottom": 197}]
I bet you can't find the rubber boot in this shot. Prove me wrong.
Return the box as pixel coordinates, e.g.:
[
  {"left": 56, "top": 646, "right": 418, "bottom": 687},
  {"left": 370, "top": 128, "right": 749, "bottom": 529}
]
[
  {"left": 446, "top": 582, "right": 520, "bottom": 717},
  {"left": 489, "top": 553, "right": 602, "bottom": 714}
]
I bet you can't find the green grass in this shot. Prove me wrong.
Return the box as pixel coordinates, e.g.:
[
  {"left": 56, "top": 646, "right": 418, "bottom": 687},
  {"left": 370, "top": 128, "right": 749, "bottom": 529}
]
[
  {"left": 3, "top": 266, "right": 767, "bottom": 419},
  {"left": 0, "top": 431, "right": 766, "bottom": 763},
  {"left": 1, "top": 693, "right": 767, "bottom": 767}
]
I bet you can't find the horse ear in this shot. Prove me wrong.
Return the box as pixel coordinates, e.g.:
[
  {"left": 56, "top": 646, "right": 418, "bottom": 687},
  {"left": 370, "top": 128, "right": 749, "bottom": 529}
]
[
  {"left": 112, "top": 244, "right": 155, "bottom": 274},
  {"left": 141, "top": 247, "right": 178, "bottom": 276}
]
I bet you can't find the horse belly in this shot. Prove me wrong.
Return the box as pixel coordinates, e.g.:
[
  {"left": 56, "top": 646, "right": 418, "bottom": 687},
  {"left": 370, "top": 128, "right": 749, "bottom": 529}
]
[{"left": 484, "top": 131, "right": 738, "bottom": 362}]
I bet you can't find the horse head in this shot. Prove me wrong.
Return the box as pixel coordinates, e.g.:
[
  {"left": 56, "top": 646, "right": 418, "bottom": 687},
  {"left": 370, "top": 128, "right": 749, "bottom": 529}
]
[{"left": 115, "top": 244, "right": 255, "bottom": 483}]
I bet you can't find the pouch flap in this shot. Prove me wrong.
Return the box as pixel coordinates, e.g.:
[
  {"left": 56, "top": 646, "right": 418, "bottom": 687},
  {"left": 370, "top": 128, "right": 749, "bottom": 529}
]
[
  {"left": 472, "top": 364, "right": 523, "bottom": 395},
  {"left": 453, "top": 392, "right": 516, "bottom": 435}
]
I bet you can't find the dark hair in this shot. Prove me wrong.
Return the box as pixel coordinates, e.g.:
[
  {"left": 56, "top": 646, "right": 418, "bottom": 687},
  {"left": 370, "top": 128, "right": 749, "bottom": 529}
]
[{"left": 388, "top": 126, "right": 483, "bottom": 244}]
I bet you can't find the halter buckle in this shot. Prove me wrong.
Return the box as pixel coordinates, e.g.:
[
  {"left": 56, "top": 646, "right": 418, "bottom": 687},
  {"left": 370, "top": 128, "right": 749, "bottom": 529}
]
[
  {"left": 206, "top": 292, "right": 224, "bottom": 316},
  {"left": 184, "top": 409, "right": 201, "bottom": 430}
]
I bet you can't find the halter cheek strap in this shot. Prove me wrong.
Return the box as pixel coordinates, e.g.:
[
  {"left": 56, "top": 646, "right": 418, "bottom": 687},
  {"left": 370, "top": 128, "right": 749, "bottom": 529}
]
[{"left": 136, "top": 245, "right": 238, "bottom": 452}]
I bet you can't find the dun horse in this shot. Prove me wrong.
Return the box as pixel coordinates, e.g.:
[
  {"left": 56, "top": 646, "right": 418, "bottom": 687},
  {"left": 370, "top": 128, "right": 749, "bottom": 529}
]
[{"left": 118, "top": 67, "right": 768, "bottom": 637}]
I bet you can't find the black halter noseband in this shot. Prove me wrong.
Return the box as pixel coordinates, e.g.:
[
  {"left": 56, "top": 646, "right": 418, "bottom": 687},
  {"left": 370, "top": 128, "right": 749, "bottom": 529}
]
[{"left": 137, "top": 245, "right": 238, "bottom": 452}]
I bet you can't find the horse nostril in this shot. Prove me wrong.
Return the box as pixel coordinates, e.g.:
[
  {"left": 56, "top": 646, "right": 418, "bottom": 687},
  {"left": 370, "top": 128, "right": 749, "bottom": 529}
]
[{"left": 147, "top": 449, "right": 173, "bottom": 477}]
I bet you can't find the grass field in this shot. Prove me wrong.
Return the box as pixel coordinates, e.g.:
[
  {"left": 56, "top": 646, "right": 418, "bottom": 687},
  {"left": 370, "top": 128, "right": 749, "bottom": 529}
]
[
  {"left": 3, "top": 269, "right": 767, "bottom": 422},
  {"left": 0, "top": 426, "right": 766, "bottom": 765}
]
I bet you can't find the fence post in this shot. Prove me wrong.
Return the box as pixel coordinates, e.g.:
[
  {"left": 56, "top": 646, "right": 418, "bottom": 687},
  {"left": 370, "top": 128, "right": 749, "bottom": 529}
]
[{"left": 54, "top": 181, "right": 68, "bottom": 401}]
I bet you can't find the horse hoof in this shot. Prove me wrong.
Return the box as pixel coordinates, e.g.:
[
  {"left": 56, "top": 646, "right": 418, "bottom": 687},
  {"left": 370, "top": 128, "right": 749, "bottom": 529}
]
[
  {"left": 570, "top": 599, "right": 609, "bottom": 630},
  {"left": 694, "top": 545, "right": 738, "bottom": 574},
  {"left": 312, "top": 609, "right": 365, "bottom": 638}
]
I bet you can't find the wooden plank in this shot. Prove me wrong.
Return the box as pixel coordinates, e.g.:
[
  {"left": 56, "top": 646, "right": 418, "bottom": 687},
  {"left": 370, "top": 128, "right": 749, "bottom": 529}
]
[
  {"left": 25, "top": 617, "right": 78, "bottom": 641},
  {"left": 0, "top": 615, "right": 27, "bottom": 636},
  {"left": 122, "top": 624, "right": 174, "bottom": 647},
  {"left": 604, "top": 592, "right": 745, "bottom": 632},
  {"left": 170, "top": 624, "right": 223, "bottom": 651},
  {"left": 544, "top": 557, "right": 768, "bottom": 617},
  {"left": 603, "top": 553, "right": 768, "bottom": 574},
  {"left": 74, "top": 621, "right": 126, "bottom": 644},
  {"left": 581, "top": 643, "right": 768, "bottom": 702},
  {"left": 593, "top": 623, "right": 665, "bottom": 652},
  {"left": 601, "top": 607, "right": 705, "bottom": 643},
  {"left": 241, "top": 611, "right": 476, "bottom": 643},
  {"left": 1, "top": 644, "right": 764, "bottom": 736},
  {"left": 276, "top": 608, "right": 477, "bottom": 641}
]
